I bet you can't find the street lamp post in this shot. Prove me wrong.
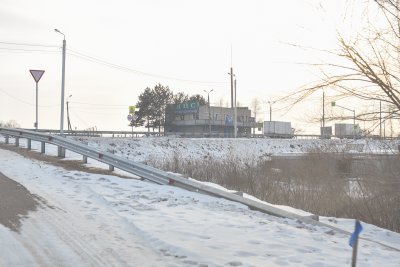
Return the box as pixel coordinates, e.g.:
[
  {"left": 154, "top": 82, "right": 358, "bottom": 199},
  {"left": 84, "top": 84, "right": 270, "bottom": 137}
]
[
  {"left": 228, "top": 71, "right": 237, "bottom": 137},
  {"left": 234, "top": 78, "right": 237, "bottom": 138},
  {"left": 55, "top": 28, "right": 66, "bottom": 157},
  {"left": 267, "top": 101, "right": 275, "bottom": 122},
  {"left": 55, "top": 28, "right": 66, "bottom": 136},
  {"left": 204, "top": 89, "right": 213, "bottom": 136},
  {"left": 66, "top": 95, "right": 72, "bottom": 131},
  {"left": 331, "top": 102, "right": 356, "bottom": 136}
]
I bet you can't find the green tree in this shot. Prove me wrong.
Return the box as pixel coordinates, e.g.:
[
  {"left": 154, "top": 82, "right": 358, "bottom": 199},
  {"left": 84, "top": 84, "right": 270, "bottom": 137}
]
[
  {"left": 135, "top": 85, "right": 208, "bottom": 132},
  {"left": 188, "top": 94, "right": 207, "bottom": 105},
  {"left": 135, "top": 84, "right": 173, "bottom": 132},
  {"left": 173, "top": 92, "right": 189, "bottom": 104}
]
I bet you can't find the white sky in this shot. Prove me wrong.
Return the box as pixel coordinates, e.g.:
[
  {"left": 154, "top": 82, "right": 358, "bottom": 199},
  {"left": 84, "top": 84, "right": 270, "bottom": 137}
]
[{"left": 0, "top": 0, "right": 358, "bottom": 132}]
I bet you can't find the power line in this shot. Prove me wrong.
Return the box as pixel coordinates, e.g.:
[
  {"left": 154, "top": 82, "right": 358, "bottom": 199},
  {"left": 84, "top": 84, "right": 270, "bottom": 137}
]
[
  {"left": 0, "top": 41, "right": 59, "bottom": 48},
  {"left": 0, "top": 88, "right": 59, "bottom": 107},
  {"left": 71, "top": 106, "right": 127, "bottom": 110},
  {"left": 70, "top": 101, "right": 130, "bottom": 107},
  {"left": 70, "top": 110, "right": 91, "bottom": 127},
  {"left": 0, "top": 47, "right": 59, "bottom": 53},
  {"left": 67, "top": 48, "right": 228, "bottom": 86},
  {"left": 0, "top": 39, "right": 229, "bottom": 86},
  {"left": 71, "top": 109, "right": 124, "bottom": 116}
]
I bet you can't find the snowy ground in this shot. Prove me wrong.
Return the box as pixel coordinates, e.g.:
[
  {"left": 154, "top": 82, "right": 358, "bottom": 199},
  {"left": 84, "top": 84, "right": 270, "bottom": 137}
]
[
  {"left": 0, "top": 136, "right": 400, "bottom": 266},
  {"left": 72, "top": 136, "right": 400, "bottom": 164}
]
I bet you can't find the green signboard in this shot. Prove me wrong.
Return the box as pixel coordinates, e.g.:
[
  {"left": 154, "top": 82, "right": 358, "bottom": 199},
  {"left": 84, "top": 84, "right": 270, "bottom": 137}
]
[{"left": 175, "top": 101, "right": 199, "bottom": 114}]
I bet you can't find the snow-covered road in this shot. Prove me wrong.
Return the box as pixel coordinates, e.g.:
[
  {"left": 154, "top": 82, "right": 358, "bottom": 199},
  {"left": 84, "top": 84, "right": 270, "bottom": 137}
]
[{"left": 1, "top": 147, "right": 400, "bottom": 266}]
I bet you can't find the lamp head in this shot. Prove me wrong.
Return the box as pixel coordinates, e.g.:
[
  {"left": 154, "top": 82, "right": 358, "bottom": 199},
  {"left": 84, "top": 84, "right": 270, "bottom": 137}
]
[{"left": 54, "top": 29, "right": 65, "bottom": 39}]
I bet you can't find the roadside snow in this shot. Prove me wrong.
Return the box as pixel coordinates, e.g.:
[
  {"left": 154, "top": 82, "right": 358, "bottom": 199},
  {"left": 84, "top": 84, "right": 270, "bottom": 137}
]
[
  {"left": 72, "top": 136, "right": 400, "bottom": 164},
  {"left": 1, "top": 147, "right": 400, "bottom": 266}
]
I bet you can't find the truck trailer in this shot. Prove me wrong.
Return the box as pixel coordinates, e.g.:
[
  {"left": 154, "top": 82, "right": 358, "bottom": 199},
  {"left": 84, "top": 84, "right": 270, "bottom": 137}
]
[
  {"left": 263, "top": 121, "right": 294, "bottom": 138},
  {"left": 334, "top": 123, "right": 361, "bottom": 138}
]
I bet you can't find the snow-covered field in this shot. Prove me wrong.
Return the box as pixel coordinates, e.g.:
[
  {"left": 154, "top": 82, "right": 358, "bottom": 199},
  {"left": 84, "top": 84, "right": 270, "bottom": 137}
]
[
  {"left": 1, "top": 136, "right": 400, "bottom": 266},
  {"left": 73, "top": 136, "right": 400, "bottom": 164}
]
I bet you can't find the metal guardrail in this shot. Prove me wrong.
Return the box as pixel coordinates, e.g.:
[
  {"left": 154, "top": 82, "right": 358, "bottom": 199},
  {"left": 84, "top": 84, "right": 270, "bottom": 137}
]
[
  {"left": 0, "top": 127, "right": 309, "bottom": 220},
  {"left": 22, "top": 128, "right": 400, "bottom": 140},
  {"left": 2, "top": 128, "right": 400, "bottom": 252},
  {"left": 23, "top": 128, "right": 164, "bottom": 137}
]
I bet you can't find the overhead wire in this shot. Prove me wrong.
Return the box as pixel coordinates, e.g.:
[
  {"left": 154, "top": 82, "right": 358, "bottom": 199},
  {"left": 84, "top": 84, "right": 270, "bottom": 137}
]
[
  {"left": 0, "top": 41, "right": 59, "bottom": 48},
  {"left": 69, "top": 101, "right": 131, "bottom": 107},
  {"left": 1, "top": 40, "right": 230, "bottom": 87},
  {"left": 0, "top": 47, "right": 59, "bottom": 53},
  {"left": 0, "top": 88, "right": 59, "bottom": 107},
  {"left": 67, "top": 48, "right": 229, "bottom": 86}
]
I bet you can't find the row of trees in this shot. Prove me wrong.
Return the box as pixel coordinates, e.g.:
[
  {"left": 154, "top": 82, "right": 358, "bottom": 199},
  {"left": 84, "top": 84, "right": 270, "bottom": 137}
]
[
  {"left": 132, "top": 84, "right": 206, "bottom": 131},
  {"left": 0, "top": 120, "right": 20, "bottom": 128}
]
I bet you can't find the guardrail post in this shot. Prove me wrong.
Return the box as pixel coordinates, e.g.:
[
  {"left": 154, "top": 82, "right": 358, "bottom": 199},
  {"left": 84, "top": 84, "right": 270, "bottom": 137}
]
[
  {"left": 83, "top": 155, "right": 87, "bottom": 163},
  {"left": 109, "top": 164, "right": 114, "bottom": 171},
  {"left": 15, "top": 137, "right": 19, "bottom": 147},
  {"left": 41, "top": 142, "right": 45, "bottom": 154},
  {"left": 57, "top": 146, "right": 65, "bottom": 158},
  {"left": 27, "top": 139, "right": 31, "bottom": 150},
  {"left": 5, "top": 135, "right": 9, "bottom": 144}
]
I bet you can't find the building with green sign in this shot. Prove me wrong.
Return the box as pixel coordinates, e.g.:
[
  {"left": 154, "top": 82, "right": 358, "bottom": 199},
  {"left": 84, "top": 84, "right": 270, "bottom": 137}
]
[{"left": 165, "top": 101, "right": 256, "bottom": 137}]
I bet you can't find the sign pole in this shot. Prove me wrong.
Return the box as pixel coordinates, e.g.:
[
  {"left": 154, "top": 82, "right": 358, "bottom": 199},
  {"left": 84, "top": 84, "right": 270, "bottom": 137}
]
[
  {"left": 349, "top": 220, "right": 363, "bottom": 267},
  {"left": 29, "top": 70, "right": 45, "bottom": 131},
  {"left": 35, "top": 82, "right": 38, "bottom": 130},
  {"left": 351, "top": 236, "right": 359, "bottom": 267}
]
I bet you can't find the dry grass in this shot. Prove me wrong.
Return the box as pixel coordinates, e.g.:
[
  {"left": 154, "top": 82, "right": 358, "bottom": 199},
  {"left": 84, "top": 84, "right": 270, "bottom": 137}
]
[{"left": 146, "top": 150, "right": 400, "bottom": 232}]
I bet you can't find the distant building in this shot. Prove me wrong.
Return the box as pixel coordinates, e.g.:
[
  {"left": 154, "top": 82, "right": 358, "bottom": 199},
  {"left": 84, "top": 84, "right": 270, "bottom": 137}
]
[{"left": 165, "top": 101, "right": 256, "bottom": 137}]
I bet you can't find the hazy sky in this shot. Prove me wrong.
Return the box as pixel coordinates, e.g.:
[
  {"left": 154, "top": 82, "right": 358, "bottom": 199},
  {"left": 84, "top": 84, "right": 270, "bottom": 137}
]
[{"left": 1, "top": 0, "right": 355, "bottom": 132}]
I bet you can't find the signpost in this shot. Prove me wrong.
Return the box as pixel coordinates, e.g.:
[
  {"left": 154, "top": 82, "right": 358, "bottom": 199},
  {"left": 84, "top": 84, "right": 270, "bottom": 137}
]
[
  {"left": 349, "top": 220, "right": 363, "bottom": 267},
  {"left": 29, "top": 70, "right": 45, "bottom": 130},
  {"left": 128, "top": 106, "right": 137, "bottom": 138}
]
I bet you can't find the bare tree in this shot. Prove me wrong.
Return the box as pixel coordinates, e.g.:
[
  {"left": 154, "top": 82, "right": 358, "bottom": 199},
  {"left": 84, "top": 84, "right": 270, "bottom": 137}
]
[
  {"left": 287, "top": 0, "right": 400, "bottom": 133},
  {"left": 0, "top": 120, "right": 20, "bottom": 128}
]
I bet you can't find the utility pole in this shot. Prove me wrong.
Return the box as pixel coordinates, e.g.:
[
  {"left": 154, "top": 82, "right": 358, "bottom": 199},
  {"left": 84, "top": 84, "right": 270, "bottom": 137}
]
[
  {"left": 322, "top": 89, "right": 325, "bottom": 127},
  {"left": 234, "top": 78, "right": 237, "bottom": 138},
  {"left": 267, "top": 101, "right": 274, "bottom": 122},
  {"left": 67, "top": 95, "right": 72, "bottom": 131},
  {"left": 270, "top": 104, "right": 272, "bottom": 122},
  {"left": 55, "top": 29, "right": 66, "bottom": 137},
  {"left": 331, "top": 102, "right": 356, "bottom": 137},
  {"left": 204, "top": 89, "right": 213, "bottom": 136},
  {"left": 230, "top": 67, "right": 234, "bottom": 108},
  {"left": 55, "top": 28, "right": 66, "bottom": 157},
  {"left": 379, "top": 100, "right": 382, "bottom": 138},
  {"left": 228, "top": 69, "right": 236, "bottom": 137}
]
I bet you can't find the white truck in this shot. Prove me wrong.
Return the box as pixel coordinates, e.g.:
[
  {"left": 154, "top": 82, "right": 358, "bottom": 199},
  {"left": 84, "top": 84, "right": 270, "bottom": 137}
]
[
  {"left": 334, "top": 123, "right": 361, "bottom": 138},
  {"left": 263, "top": 121, "right": 294, "bottom": 138}
]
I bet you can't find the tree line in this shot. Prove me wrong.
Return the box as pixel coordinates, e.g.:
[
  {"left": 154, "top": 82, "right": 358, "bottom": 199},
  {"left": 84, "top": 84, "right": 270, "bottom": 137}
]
[{"left": 132, "top": 83, "right": 206, "bottom": 131}]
